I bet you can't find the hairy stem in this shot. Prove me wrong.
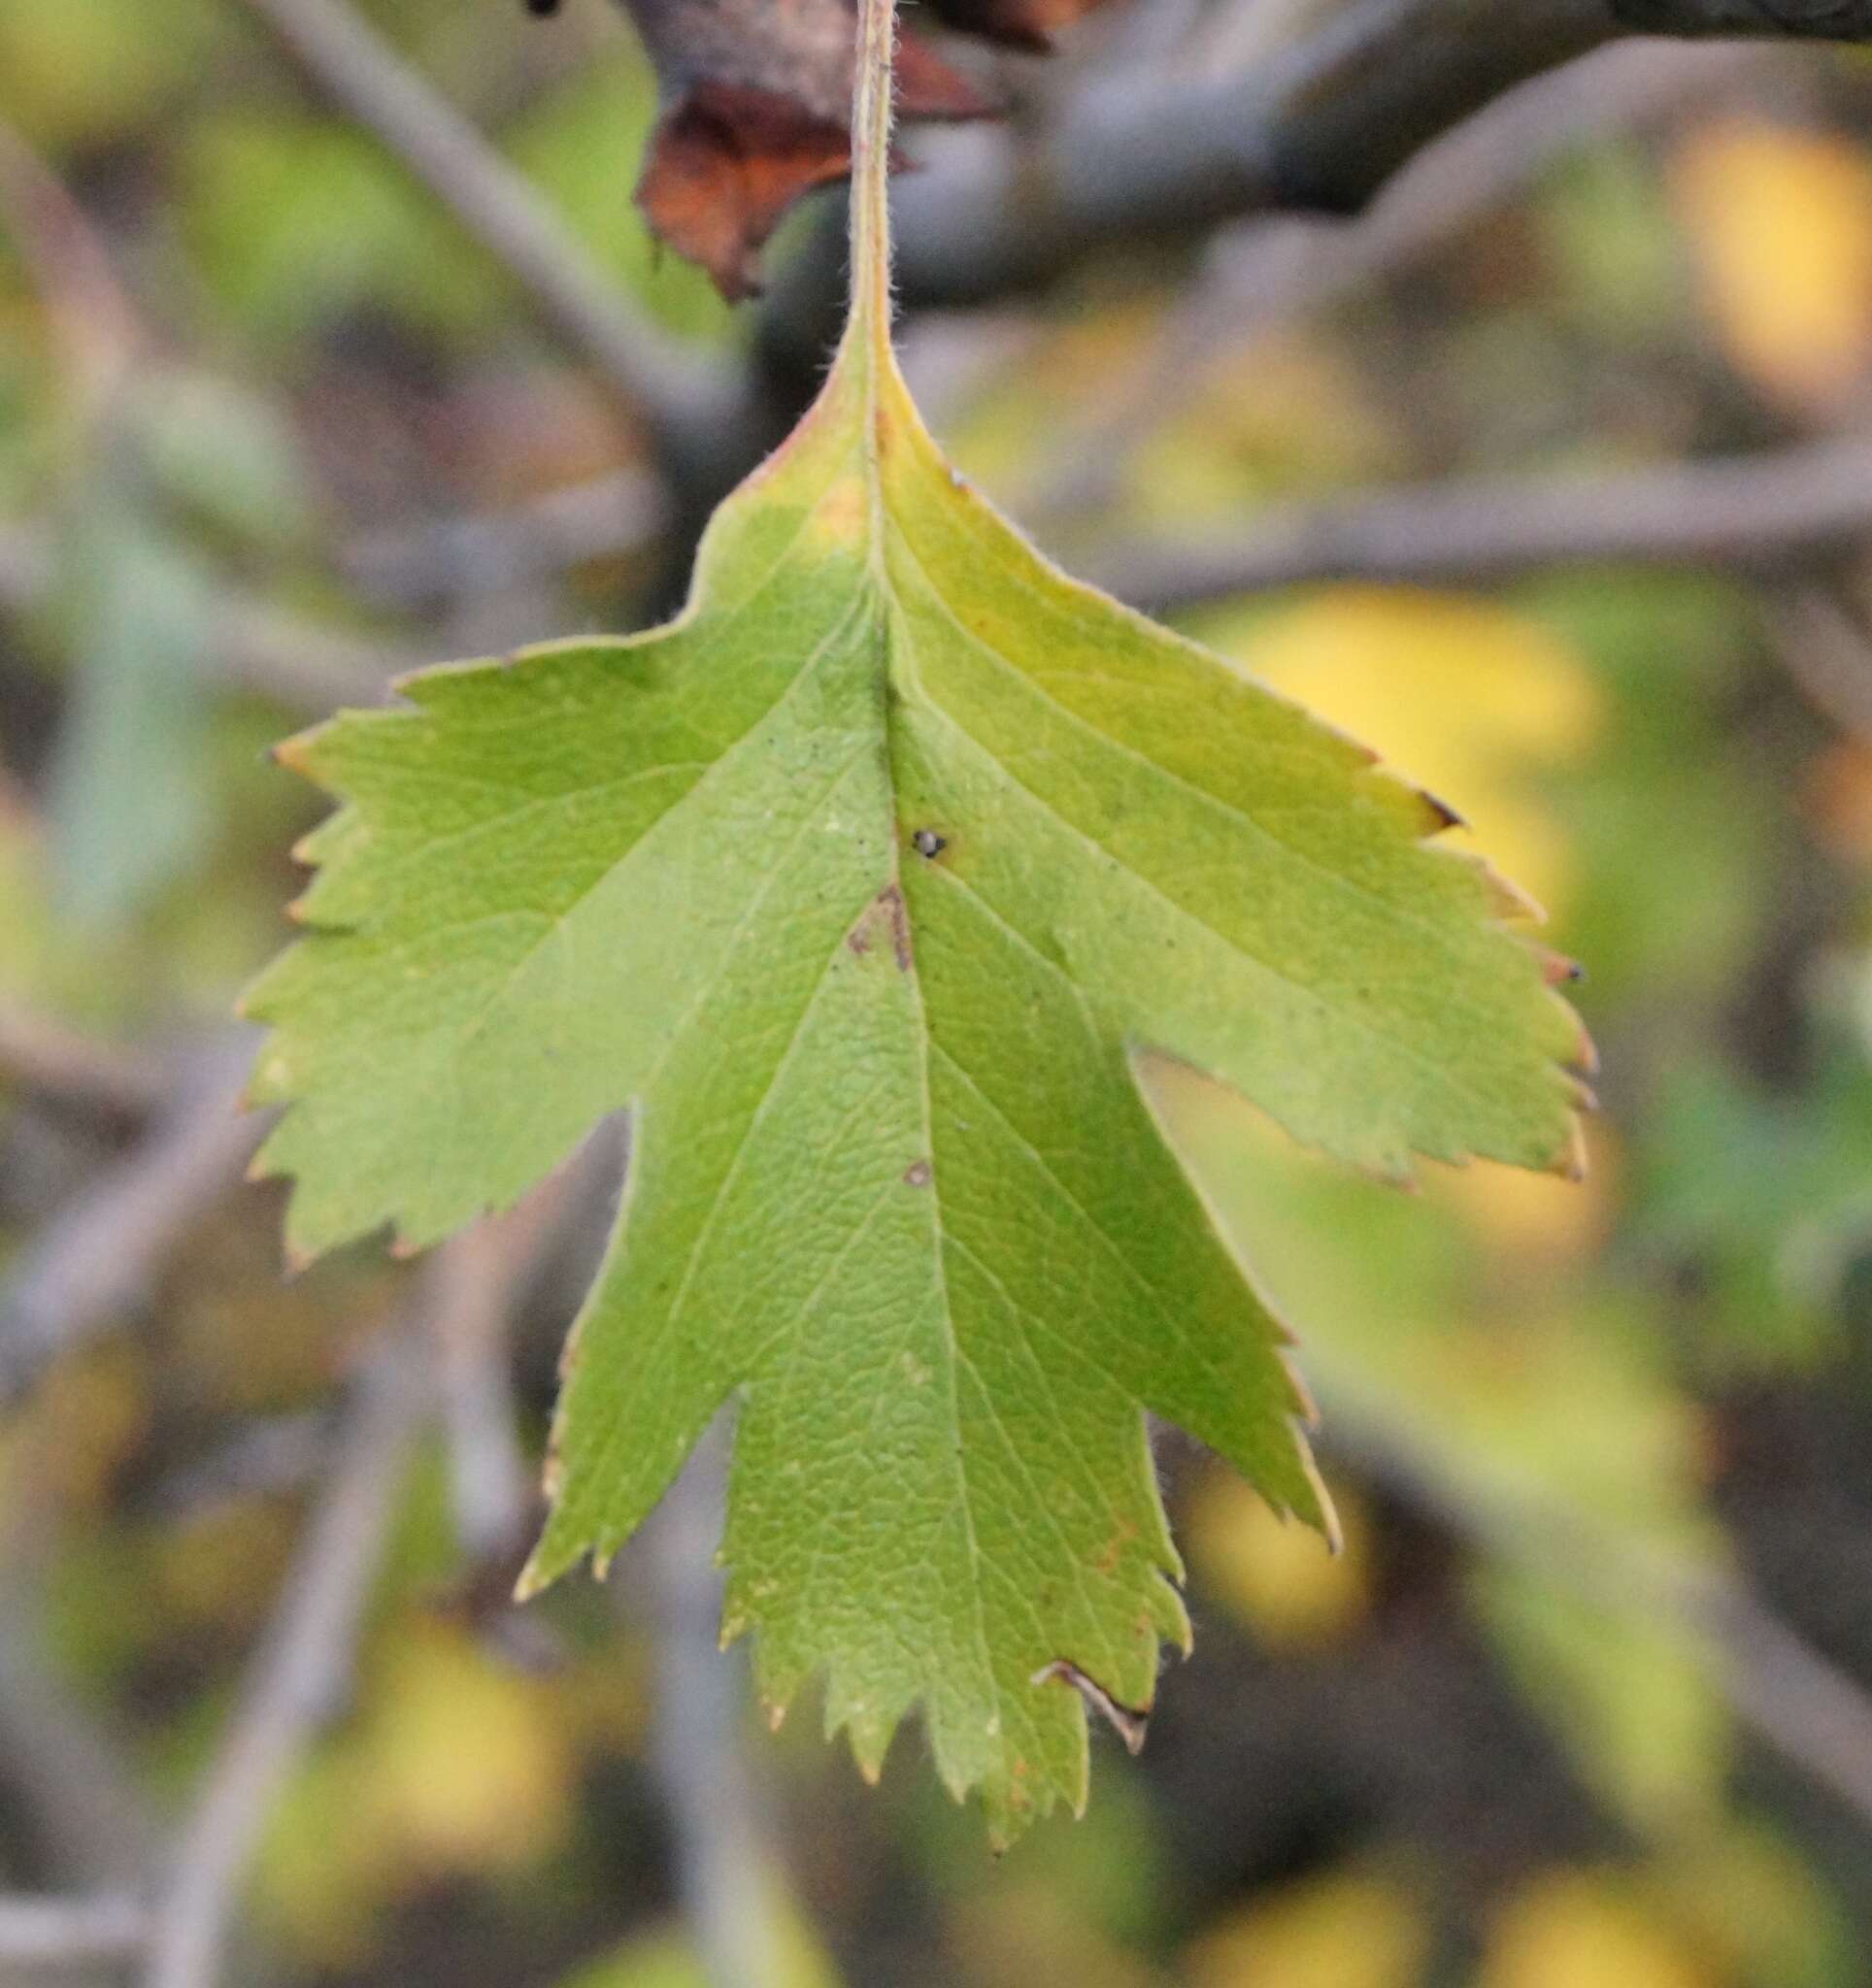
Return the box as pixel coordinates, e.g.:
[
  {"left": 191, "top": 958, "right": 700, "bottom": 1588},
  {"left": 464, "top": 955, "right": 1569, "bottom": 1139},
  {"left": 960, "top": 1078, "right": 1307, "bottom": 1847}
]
[{"left": 847, "top": 0, "right": 899, "bottom": 372}]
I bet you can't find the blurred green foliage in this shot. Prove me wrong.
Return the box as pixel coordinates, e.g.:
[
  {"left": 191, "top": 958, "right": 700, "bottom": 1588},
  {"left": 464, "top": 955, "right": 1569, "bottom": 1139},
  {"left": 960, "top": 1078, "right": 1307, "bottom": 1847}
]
[{"left": 5, "top": 0, "right": 1872, "bottom": 1982}]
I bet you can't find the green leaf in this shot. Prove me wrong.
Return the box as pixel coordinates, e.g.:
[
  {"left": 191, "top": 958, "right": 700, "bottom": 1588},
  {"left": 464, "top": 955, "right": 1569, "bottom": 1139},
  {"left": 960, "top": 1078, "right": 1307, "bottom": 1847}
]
[{"left": 244, "top": 0, "right": 1586, "bottom": 1844}]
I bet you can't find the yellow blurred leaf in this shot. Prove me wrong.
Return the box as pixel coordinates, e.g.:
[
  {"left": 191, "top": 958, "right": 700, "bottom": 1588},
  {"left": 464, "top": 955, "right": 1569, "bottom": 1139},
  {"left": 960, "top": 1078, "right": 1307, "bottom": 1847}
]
[
  {"left": 1215, "top": 587, "right": 1601, "bottom": 920},
  {"left": 558, "top": 1876, "right": 843, "bottom": 1988},
  {"left": 1184, "top": 1465, "right": 1370, "bottom": 1650},
  {"left": 256, "top": 1750, "right": 387, "bottom": 1969},
  {"left": 1670, "top": 118, "right": 1872, "bottom": 414},
  {"left": 1187, "top": 1868, "right": 1430, "bottom": 1988},
  {"left": 1134, "top": 336, "right": 1403, "bottom": 523},
  {"left": 359, "top": 1623, "right": 575, "bottom": 1874},
  {"left": 257, "top": 1622, "right": 580, "bottom": 1964},
  {"left": 953, "top": 1882, "right": 1165, "bottom": 1988},
  {"left": 0, "top": 0, "right": 217, "bottom": 147},
  {"left": 153, "top": 1501, "right": 298, "bottom": 1637},
  {"left": 1432, "top": 1122, "right": 1619, "bottom": 1265},
  {"left": 1652, "top": 1824, "right": 1846, "bottom": 1987},
  {"left": 1, "top": 1347, "right": 149, "bottom": 1519},
  {"left": 1481, "top": 1871, "right": 1719, "bottom": 1988}
]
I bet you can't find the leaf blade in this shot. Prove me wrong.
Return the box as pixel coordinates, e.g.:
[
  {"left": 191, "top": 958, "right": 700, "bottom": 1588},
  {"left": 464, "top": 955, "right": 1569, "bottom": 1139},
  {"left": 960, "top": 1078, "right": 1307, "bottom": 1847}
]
[{"left": 248, "top": 146, "right": 1584, "bottom": 1846}]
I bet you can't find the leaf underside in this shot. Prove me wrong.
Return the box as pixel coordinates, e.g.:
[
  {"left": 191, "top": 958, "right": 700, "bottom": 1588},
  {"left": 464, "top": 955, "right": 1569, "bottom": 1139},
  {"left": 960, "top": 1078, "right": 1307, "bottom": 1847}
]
[{"left": 245, "top": 340, "right": 1586, "bottom": 1842}]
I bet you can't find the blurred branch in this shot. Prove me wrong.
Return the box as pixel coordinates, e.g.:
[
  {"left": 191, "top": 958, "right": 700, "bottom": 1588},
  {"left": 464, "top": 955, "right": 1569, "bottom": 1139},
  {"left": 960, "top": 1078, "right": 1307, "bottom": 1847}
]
[
  {"left": 0, "top": 1618, "right": 157, "bottom": 1888},
  {"left": 0, "top": 1033, "right": 264, "bottom": 1410},
  {"left": 0, "top": 1894, "right": 150, "bottom": 1970},
  {"left": 1082, "top": 435, "right": 1872, "bottom": 608},
  {"left": 142, "top": 1328, "right": 429, "bottom": 1988},
  {"left": 1765, "top": 584, "right": 1872, "bottom": 738},
  {"left": 1701, "top": 1579, "right": 1872, "bottom": 1821},
  {"left": 423, "top": 1181, "right": 569, "bottom": 1568},
  {"left": 399, "top": 41, "right": 1763, "bottom": 571},
  {"left": 341, "top": 465, "right": 667, "bottom": 612},
  {"left": 643, "top": 1427, "right": 783, "bottom": 1988},
  {"left": 228, "top": 0, "right": 746, "bottom": 470},
  {"left": 0, "top": 1006, "right": 169, "bottom": 1121},
  {"left": 763, "top": 0, "right": 1861, "bottom": 351},
  {"left": 206, "top": 597, "right": 414, "bottom": 711},
  {"left": 1027, "top": 39, "right": 1763, "bottom": 515},
  {"left": 0, "top": 116, "right": 142, "bottom": 412},
  {"left": 150, "top": 1411, "right": 335, "bottom": 1519},
  {"left": 0, "top": 519, "right": 409, "bottom": 712},
  {"left": 1328, "top": 1409, "right": 1872, "bottom": 1830},
  {"left": 926, "top": 0, "right": 1868, "bottom": 288}
]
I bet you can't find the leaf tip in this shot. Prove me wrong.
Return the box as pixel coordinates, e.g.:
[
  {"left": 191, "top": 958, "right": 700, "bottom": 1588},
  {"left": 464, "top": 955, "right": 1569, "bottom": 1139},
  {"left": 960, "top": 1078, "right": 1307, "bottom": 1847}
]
[{"left": 271, "top": 729, "right": 318, "bottom": 779}]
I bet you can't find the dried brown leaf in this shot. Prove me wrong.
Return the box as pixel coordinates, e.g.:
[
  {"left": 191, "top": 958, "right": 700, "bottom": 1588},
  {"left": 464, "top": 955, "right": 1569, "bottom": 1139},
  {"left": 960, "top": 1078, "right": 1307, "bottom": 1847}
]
[{"left": 620, "top": 0, "right": 992, "bottom": 297}]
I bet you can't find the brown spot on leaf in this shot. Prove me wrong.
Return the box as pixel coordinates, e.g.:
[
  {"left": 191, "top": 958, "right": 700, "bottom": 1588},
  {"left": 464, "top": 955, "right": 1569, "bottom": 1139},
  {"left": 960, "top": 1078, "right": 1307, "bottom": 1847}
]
[
  {"left": 904, "top": 1159, "right": 932, "bottom": 1187},
  {"left": 1091, "top": 1517, "right": 1137, "bottom": 1574},
  {"left": 882, "top": 883, "right": 912, "bottom": 970},
  {"left": 845, "top": 882, "right": 915, "bottom": 970}
]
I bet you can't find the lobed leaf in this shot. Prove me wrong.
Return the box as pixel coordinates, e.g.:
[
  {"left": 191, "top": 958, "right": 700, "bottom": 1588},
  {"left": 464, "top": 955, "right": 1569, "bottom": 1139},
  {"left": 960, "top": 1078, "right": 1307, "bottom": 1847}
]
[{"left": 247, "top": 179, "right": 1586, "bottom": 1844}]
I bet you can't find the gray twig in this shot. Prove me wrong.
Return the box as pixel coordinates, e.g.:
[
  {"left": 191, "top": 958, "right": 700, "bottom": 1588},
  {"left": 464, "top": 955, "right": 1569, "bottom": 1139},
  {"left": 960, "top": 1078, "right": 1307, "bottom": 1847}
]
[
  {"left": 1027, "top": 39, "right": 1762, "bottom": 515},
  {"left": 1326, "top": 1405, "right": 1872, "bottom": 1830},
  {"left": 0, "top": 1007, "right": 169, "bottom": 1121},
  {"left": 424, "top": 1183, "right": 569, "bottom": 1567},
  {"left": 1764, "top": 584, "right": 1872, "bottom": 738},
  {"left": 0, "top": 1617, "right": 157, "bottom": 1890},
  {"left": 141, "top": 1331, "right": 429, "bottom": 1988},
  {"left": 0, "top": 1894, "right": 150, "bottom": 1970},
  {"left": 0, "top": 519, "right": 410, "bottom": 715},
  {"left": 751, "top": 0, "right": 1859, "bottom": 361},
  {"left": 0, "top": 1033, "right": 266, "bottom": 1411},
  {"left": 342, "top": 466, "right": 668, "bottom": 612},
  {"left": 643, "top": 1428, "right": 783, "bottom": 1988},
  {"left": 1083, "top": 436, "right": 1872, "bottom": 609},
  {"left": 228, "top": 0, "right": 741, "bottom": 457}
]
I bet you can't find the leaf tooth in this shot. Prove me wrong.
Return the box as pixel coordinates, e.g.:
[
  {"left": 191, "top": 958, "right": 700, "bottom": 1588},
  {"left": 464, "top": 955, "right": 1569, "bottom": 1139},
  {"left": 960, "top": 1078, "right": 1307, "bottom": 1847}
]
[
  {"left": 269, "top": 726, "right": 321, "bottom": 778},
  {"left": 1568, "top": 1009, "right": 1601, "bottom": 1078},
  {"left": 1476, "top": 858, "right": 1546, "bottom": 925},
  {"left": 1552, "top": 1114, "right": 1590, "bottom": 1184},
  {"left": 845, "top": 1718, "right": 892, "bottom": 1787},
  {"left": 1415, "top": 786, "right": 1467, "bottom": 834},
  {"left": 1147, "top": 1565, "right": 1195, "bottom": 1657}
]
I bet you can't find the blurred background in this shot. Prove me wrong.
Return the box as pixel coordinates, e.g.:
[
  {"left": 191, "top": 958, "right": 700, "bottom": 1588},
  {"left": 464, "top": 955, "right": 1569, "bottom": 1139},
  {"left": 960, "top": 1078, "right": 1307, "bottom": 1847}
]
[{"left": 5, "top": 0, "right": 1872, "bottom": 1982}]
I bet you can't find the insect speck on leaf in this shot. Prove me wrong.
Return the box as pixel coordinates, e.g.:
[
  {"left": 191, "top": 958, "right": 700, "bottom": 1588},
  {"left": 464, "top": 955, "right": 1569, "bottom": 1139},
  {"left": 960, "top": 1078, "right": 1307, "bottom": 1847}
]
[{"left": 912, "top": 829, "right": 947, "bottom": 860}]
